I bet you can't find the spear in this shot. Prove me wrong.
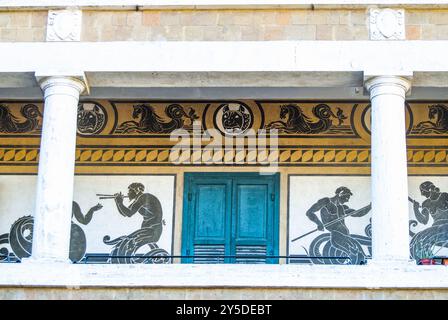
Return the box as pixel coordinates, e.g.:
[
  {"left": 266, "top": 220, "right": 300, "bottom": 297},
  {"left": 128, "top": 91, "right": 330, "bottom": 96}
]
[
  {"left": 408, "top": 196, "right": 421, "bottom": 207},
  {"left": 291, "top": 203, "right": 371, "bottom": 242}
]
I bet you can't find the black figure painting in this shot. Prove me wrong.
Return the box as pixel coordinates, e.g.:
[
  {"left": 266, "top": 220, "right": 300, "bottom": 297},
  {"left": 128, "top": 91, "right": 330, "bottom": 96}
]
[
  {"left": 102, "top": 182, "right": 170, "bottom": 264},
  {"left": 289, "top": 177, "right": 372, "bottom": 265},
  {"left": 0, "top": 201, "right": 103, "bottom": 263},
  {"left": 409, "top": 181, "right": 448, "bottom": 260}
]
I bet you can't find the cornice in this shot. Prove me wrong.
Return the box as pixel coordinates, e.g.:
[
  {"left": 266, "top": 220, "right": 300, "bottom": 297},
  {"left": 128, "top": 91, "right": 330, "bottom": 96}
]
[{"left": 1, "top": 1, "right": 448, "bottom": 11}]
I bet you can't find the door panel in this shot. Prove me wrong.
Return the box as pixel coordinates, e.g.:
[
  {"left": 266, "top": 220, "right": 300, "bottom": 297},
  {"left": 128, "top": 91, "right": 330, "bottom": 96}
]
[
  {"left": 195, "top": 184, "right": 227, "bottom": 240},
  {"left": 183, "top": 177, "right": 232, "bottom": 263},
  {"left": 183, "top": 173, "right": 279, "bottom": 264},
  {"left": 235, "top": 184, "right": 268, "bottom": 240},
  {"left": 232, "top": 178, "right": 277, "bottom": 264}
]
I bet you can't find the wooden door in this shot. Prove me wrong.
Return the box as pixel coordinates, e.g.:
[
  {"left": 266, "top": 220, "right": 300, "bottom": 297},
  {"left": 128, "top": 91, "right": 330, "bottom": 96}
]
[{"left": 182, "top": 173, "right": 279, "bottom": 264}]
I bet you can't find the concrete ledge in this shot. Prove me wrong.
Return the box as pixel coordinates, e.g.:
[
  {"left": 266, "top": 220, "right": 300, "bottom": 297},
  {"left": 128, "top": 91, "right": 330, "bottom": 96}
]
[
  {"left": 1, "top": 263, "right": 448, "bottom": 289},
  {"left": 1, "top": 41, "right": 448, "bottom": 89},
  {"left": 1, "top": 286, "right": 448, "bottom": 299},
  {"left": 2, "top": 1, "right": 448, "bottom": 11}
]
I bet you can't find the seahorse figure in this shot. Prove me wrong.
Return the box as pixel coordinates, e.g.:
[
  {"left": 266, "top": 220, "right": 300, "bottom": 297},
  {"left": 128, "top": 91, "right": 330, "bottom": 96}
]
[
  {"left": 413, "top": 104, "right": 448, "bottom": 134},
  {"left": 116, "top": 103, "right": 198, "bottom": 134},
  {"left": 0, "top": 104, "right": 42, "bottom": 133},
  {"left": 265, "top": 104, "right": 346, "bottom": 134}
]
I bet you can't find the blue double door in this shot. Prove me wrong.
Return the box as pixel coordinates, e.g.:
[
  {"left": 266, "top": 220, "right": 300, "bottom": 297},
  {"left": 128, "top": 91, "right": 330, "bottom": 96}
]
[{"left": 182, "top": 173, "right": 279, "bottom": 264}]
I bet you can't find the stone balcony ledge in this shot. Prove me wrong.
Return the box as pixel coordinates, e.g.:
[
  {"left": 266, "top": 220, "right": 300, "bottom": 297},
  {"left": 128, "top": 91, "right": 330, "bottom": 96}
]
[{"left": 1, "top": 262, "right": 448, "bottom": 288}]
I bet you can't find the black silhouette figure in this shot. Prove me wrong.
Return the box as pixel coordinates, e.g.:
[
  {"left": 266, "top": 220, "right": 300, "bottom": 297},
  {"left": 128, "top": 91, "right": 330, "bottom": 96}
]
[
  {"left": 413, "top": 104, "right": 448, "bottom": 134},
  {"left": 305, "top": 187, "right": 371, "bottom": 264},
  {"left": 77, "top": 103, "right": 106, "bottom": 134},
  {"left": 265, "top": 103, "right": 347, "bottom": 134},
  {"left": 70, "top": 201, "right": 103, "bottom": 262},
  {"left": 0, "top": 201, "right": 102, "bottom": 263},
  {"left": 115, "top": 103, "right": 198, "bottom": 134},
  {"left": 409, "top": 181, "right": 448, "bottom": 260},
  {"left": 0, "top": 104, "right": 42, "bottom": 133},
  {"left": 103, "top": 183, "right": 169, "bottom": 264},
  {"left": 221, "top": 104, "right": 251, "bottom": 134}
]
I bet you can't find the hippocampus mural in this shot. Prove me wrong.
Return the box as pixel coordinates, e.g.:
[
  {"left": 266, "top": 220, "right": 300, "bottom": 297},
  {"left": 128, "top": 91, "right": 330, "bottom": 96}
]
[
  {"left": 265, "top": 103, "right": 349, "bottom": 134},
  {"left": 0, "top": 202, "right": 103, "bottom": 262},
  {"left": 409, "top": 181, "right": 448, "bottom": 260},
  {"left": 412, "top": 104, "right": 448, "bottom": 134},
  {"left": 0, "top": 215, "right": 33, "bottom": 261},
  {"left": 115, "top": 103, "right": 199, "bottom": 134},
  {"left": 291, "top": 186, "right": 372, "bottom": 265},
  {"left": 101, "top": 182, "right": 170, "bottom": 264},
  {"left": 0, "top": 104, "right": 42, "bottom": 134},
  {"left": 305, "top": 223, "right": 372, "bottom": 265},
  {"left": 0, "top": 175, "right": 174, "bottom": 264}
]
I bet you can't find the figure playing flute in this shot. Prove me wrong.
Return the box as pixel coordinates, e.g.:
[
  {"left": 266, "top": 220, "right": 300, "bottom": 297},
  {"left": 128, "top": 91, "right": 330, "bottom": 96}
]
[
  {"left": 100, "top": 182, "right": 169, "bottom": 264},
  {"left": 113, "top": 182, "right": 164, "bottom": 243}
]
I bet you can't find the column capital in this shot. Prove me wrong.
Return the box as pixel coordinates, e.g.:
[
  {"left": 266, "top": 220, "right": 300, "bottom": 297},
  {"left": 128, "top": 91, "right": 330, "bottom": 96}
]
[
  {"left": 35, "top": 72, "right": 89, "bottom": 96},
  {"left": 364, "top": 75, "right": 412, "bottom": 100}
]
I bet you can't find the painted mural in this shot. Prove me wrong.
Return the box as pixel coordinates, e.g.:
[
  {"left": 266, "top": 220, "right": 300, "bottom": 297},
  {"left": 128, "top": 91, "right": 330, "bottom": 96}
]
[
  {"left": 76, "top": 102, "right": 107, "bottom": 135},
  {"left": 1, "top": 100, "right": 448, "bottom": 167},
  {"left": 0, "top": 103, "right": 42, "bottom": 134},
  {"left": 408, "top": 177, "right": 448, "bottom": 261},
  {"left": 289, "top": 176, "right": 448, "bottom": 264},
  {"left": 2, "top": 99, "right": 448, "bottom": 265},
  {"left": 265, "top": 103, "right": 350, "bottom": 135},
  {"left": 0, "top": 175, "right": 175, "bottom": 263},
  {"left": 410, "top": 104, "right": 448, "bottom": 135},
  {"left": 289, "top": 176, "right": 372, "bottom": 265}
]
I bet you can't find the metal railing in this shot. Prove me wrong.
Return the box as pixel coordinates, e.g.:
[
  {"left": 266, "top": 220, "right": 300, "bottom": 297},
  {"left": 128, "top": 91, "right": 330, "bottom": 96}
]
[
  {"left": 74, "top": 253, "right": 354, "bottom": 264},
  {"left": 5, "top": 253, "right": 448, "bottom": 265}
]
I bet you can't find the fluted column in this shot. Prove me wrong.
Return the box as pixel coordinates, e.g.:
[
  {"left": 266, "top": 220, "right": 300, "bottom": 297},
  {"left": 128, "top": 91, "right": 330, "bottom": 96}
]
[
  {"left": 27, "top": 76, "right": 85, "bottom": 263},
  {"left": 365, "top": 75, "right": 413, "bottom": 265}
]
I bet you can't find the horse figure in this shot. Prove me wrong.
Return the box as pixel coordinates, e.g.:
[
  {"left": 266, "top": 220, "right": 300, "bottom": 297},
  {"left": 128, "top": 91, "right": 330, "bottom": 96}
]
[
  {"left": 0, "top": 104, "right": 42, "bottom": 134},
  {"left": 115, "top": 103, "right": 198, "bottom": 134},
  {"left": 265, "top": 104, "right": 346, "bottom": 134},
  {"left": 414, "top": 104, "right": 448, "bottom": 134}
]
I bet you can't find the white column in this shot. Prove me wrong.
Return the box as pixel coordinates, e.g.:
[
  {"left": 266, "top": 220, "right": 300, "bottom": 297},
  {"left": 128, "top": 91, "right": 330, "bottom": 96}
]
[
  {"left": 27, "top": 76, "right": 85, "bottom": 263},
  {"left": 365, "top": 75, "right": 412, "bottom": 265}
]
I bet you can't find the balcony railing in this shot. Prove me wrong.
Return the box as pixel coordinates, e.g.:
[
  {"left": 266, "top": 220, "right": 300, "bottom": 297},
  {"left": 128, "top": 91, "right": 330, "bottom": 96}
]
[{"left": 12, "top": 253, "right": 448, "bottom": 265}]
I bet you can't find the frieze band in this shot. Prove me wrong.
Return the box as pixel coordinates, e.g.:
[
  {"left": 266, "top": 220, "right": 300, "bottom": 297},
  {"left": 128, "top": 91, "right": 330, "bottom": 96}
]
[
  {"left": 0, "top": 100, "right": 448, "bottom": 138},
  {"left": 1, "top": 100, "right": 448, "bottom": 139},
  {"left": 0, "top": 146, "right": 446, "bottom": 166}
]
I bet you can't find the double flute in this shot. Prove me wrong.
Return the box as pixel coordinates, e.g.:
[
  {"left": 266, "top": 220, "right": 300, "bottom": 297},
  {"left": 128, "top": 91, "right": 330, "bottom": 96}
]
[{"left": 96, "top": 193, "right": 129, "bottom": 200}]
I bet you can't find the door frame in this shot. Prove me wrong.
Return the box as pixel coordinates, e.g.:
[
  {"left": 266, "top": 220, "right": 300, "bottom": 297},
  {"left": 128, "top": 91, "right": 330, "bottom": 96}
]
[{"left": 182, "top": 172, "right": 280, "bottom": 263}]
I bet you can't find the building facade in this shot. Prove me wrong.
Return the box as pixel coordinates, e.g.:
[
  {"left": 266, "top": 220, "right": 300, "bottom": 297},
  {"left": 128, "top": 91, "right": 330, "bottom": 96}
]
[{"left": 1, "top": 0, "right": 448, "bottom": 299}]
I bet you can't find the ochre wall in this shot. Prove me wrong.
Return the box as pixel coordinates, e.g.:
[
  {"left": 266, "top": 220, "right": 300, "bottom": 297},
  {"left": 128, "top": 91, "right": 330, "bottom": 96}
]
[{"left": 1, "top": 9, "right": 448, "bottom": 42}]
